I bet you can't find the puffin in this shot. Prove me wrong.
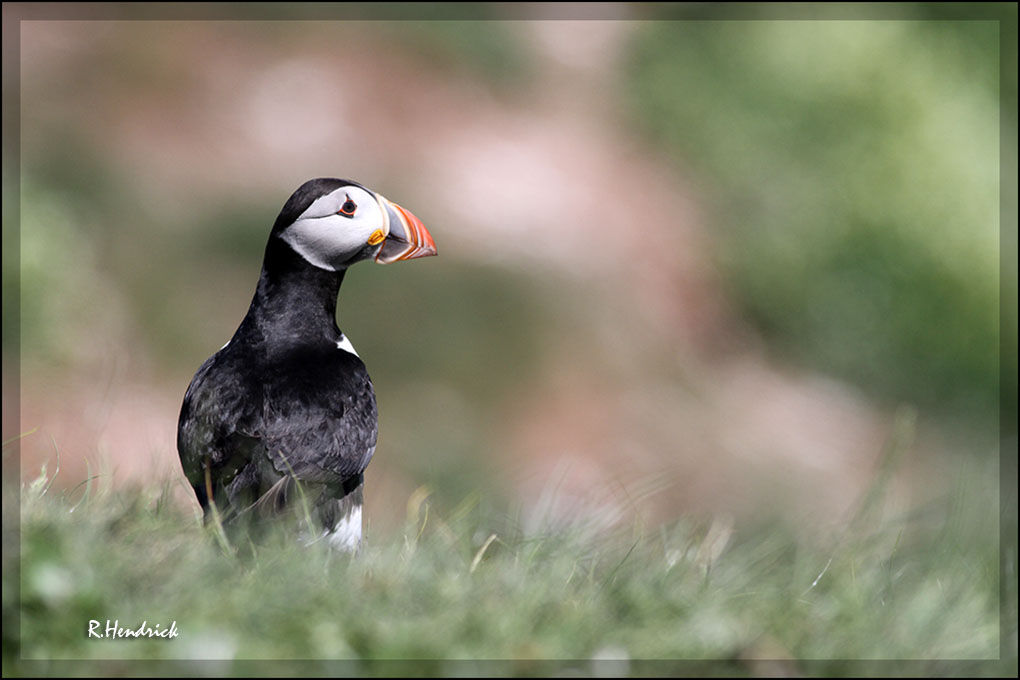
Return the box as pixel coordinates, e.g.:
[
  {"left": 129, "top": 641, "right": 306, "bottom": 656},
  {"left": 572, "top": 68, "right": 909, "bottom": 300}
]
[{"left": 176, "top": 178, "right": 436, "bottom": 550}]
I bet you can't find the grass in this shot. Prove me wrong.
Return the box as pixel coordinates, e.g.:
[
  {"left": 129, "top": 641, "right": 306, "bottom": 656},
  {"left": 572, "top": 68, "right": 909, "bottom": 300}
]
[{"left": 4, "top": 435, "right": 1013, "bottom": 677}]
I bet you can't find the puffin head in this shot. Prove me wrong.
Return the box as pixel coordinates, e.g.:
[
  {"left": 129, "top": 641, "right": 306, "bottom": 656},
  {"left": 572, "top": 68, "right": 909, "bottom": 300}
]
[{"left": 271, "top": 178, "right": 437, "bottom": 271}]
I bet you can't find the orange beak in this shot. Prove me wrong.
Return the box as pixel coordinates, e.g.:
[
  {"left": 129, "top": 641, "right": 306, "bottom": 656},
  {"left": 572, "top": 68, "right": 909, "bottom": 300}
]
[{"left": 376, "top": 198, "right": 437, "bottom": 264}]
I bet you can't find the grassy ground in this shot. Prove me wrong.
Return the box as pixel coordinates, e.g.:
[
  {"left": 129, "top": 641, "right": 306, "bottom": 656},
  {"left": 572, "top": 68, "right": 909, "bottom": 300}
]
[{"left": 4, "top": 438, "right": 1013, "bottom": 677}]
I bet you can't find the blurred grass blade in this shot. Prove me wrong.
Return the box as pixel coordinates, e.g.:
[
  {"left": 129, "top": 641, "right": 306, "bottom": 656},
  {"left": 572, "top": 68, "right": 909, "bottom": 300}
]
[
  {"left": 470, "top": 533, "right": 498, "bottom": 573},
  {"left": 848, "top": 404, "right": 917, "bottom": 533},
  {"left": 3, "top": 427, "right": 38, "bottom": 448}
]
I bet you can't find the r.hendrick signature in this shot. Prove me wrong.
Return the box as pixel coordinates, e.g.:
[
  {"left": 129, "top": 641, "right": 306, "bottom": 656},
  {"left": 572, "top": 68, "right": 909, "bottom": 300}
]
[{"left": 87, "top": 619, "right": 179, "bottom": 639}]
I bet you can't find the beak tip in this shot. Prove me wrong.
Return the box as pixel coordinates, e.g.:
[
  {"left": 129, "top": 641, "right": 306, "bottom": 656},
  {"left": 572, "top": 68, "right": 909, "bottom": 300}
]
[{"left": 376, "top": 199, "right": 437, "bottom": 263}]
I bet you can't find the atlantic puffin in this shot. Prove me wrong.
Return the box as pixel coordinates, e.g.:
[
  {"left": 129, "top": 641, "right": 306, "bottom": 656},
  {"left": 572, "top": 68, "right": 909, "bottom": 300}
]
[{"left": 177, "top": 178, "right": 436, "bottom": 550}]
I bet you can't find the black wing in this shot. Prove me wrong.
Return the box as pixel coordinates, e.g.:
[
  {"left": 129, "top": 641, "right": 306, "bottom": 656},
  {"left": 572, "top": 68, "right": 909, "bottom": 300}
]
[
  {"left": 177, "top": 347, "right": 268, "bottom": 510},
  {"left": 176, "top": 342, "right": 377, "bottom": 514}
]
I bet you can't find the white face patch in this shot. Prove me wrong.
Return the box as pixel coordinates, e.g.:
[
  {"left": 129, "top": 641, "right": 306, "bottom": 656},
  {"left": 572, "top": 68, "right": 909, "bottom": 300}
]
[
  {"left": 336, "top": 334, "right": 359, "bottom": 357},
  {"left": 280, "top": 185, "right": 389, "bottom": 270},
  {"left": 326, "top": 505, "right": 362, "bottom": 552}
]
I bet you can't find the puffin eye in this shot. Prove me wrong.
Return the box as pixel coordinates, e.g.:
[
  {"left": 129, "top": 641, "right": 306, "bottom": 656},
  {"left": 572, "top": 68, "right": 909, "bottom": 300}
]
[{"left": 338, "top": 194, "right": 357, "bottom": 217}]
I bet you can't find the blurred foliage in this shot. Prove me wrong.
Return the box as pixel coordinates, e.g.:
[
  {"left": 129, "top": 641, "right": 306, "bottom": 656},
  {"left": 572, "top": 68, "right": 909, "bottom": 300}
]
[
  {"left": 18, "top": 179, "right": 129, "bottom": 372},
  {"left": 344, "top": 260, "right": 554, "bottom": 507},
  {"left": 14, "top": 16, "right": 1009, "bottom": 432},
  {"left": 5, "top": 445, "right": 1007, "bottom": 674},
  {"left": 625, "top": 20, "right": 1005, "bottom": 424},
  {"left": 380, "top": 19, "right": 531, "bottom": 87}
]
